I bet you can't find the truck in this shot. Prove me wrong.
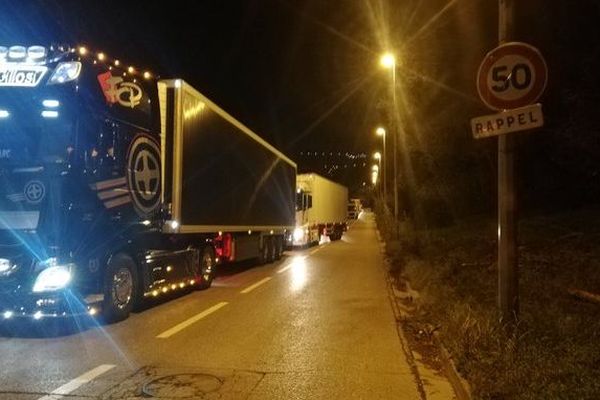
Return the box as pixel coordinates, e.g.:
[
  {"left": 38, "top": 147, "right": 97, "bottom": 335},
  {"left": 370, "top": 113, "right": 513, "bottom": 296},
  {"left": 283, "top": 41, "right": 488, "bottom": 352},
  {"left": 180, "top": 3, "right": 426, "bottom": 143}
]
[
  {"left": 347, "top": 198, "right": 362, "bottom": 220},
  {"left": 0, "top": 44, "right": 296, "bottom": 322},
  {"left": 293, "top": 173, "right": 348, "bottom": 246}
]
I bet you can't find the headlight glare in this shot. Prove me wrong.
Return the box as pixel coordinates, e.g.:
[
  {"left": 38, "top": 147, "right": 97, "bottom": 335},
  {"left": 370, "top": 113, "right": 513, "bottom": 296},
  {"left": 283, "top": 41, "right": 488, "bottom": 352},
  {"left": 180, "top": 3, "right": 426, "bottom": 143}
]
[
  {"left": 32, "top": 265, "right": 72, "bottom": 292},
  {"left": 293, "top": 227, "right": 305, "bottom": 242}
]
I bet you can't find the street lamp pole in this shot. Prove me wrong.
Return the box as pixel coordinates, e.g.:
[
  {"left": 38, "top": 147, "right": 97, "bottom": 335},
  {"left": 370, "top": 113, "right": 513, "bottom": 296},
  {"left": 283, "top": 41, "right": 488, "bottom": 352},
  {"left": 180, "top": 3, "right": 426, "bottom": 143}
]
[
  {"left": 376, "top": 128, "right": 387, "bottom": 204},
  {"left": 380, "top": 52, "right": 399, "bottom": 227},
  {"left": 391, "top": 63, "right": 398, "bottom": 224}
]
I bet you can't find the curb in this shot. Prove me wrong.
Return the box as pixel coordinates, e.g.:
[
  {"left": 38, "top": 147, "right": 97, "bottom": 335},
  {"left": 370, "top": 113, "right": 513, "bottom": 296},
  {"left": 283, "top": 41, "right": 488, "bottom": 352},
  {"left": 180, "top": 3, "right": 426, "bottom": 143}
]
[
  {"left": 433, "top": 333, "right": 471, "bottom": 400},
  {"left": 375, "top": 229, "right": 471, "bottom": 400},
  {"left": 381, "top": 256, "right": 428, "bottom": 399}
]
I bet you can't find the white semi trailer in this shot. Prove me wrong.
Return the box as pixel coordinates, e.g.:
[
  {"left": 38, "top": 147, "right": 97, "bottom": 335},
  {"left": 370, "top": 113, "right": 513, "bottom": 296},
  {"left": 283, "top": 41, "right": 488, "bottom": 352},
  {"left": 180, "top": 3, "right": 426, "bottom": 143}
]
[{"left": 293, "top": 173, "right": 348, "bottom": 246}]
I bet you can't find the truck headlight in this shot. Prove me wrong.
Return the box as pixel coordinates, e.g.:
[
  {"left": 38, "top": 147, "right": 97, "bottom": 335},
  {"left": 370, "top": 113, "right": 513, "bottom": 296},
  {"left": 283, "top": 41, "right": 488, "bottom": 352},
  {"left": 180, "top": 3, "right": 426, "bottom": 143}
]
[
  {"left": 32, "top": 265, "right": 72, "bottom": 292},
  {"left": 47, "top": 61, "right": 81, "bottom": 84},
  {"left": 293, "top": 227, "right": 305, "bottom": 242}
]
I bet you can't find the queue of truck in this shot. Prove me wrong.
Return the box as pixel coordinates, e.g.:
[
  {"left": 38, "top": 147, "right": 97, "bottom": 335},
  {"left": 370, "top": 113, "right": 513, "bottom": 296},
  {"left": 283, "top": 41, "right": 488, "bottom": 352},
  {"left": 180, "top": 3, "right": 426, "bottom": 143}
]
[{"left": 0, "top": 44, "right": 359, "bottom": 322}]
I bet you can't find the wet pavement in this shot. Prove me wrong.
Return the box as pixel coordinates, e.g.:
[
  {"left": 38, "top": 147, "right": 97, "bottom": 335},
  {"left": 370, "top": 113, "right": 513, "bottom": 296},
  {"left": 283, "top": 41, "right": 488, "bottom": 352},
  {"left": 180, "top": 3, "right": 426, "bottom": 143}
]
[{"left": 0, "top": 212, "right": 425, "bottom": 399}]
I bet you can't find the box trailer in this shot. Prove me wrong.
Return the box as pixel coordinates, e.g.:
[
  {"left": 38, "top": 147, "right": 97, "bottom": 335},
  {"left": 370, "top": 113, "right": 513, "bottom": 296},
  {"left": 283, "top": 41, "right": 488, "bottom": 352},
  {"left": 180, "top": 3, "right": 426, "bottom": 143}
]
[
  {"left": 0, "top": 45, "right": 296, "bottom": 322},
  {"left": 293, "top": 173, "right": 348, "bottom": 246}
]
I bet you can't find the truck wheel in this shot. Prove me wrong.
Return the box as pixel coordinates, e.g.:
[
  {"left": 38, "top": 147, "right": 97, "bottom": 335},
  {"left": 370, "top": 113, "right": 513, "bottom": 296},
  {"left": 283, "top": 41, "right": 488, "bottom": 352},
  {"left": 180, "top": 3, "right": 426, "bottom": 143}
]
[
  {"left": 102, "top": 253, "right": 139, "bottom": 323},
  {"left": 259, "top": 237, "right": 273, "bottom": 264},
  {"left": 274, "top": 236, "right": 283, "bottom": 260},
  {"left": 197, "top": 247, "right": 216, "bottom": 290}
]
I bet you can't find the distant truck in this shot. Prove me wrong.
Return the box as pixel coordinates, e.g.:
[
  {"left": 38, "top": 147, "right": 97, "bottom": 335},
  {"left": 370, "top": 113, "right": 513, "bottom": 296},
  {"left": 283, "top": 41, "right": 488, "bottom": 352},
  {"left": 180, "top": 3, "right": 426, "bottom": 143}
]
[
  {"left": 0, "top": 44, "right": 296, "bottom": 322},
  {"left": 293, "top": 173, "right": 348, "bottom": 246},
  {"left": 347, "top": 198, "right": 362, "bottom": 220}
]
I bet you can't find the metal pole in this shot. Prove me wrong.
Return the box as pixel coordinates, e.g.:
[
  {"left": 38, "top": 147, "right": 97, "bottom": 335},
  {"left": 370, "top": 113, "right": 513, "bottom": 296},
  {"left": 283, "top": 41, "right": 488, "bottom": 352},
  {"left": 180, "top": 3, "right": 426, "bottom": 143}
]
[
  {"left": 392, "top": 66, "right": 399, "bottom": 229},
  {"left": 498, "top": 0, "right": 518, "bottom": 323},
  {"left": 378, "top": 157, "right": 382, "bottom": 198},
  {"left": 383, "top": 132, "right": 387, "bottom": 205}
]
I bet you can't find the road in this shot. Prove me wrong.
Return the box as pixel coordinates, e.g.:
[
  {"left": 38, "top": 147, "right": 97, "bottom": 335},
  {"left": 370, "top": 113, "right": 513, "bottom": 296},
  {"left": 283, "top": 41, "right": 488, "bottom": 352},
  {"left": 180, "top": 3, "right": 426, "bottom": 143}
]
[{"left": 0, "top": 212, "right": 422, "bottom": 399}]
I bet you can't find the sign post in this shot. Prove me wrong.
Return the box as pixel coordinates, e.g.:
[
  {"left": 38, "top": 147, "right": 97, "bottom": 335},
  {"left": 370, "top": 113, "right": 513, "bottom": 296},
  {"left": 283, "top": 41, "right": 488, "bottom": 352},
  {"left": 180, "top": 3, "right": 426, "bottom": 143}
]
[{"left": 473, "top": 0, "right": 548, "bottom": 324}]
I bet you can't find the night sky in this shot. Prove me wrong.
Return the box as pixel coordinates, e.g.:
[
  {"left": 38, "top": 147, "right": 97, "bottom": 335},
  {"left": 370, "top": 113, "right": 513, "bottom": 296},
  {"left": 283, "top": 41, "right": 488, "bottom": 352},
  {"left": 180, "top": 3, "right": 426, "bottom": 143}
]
[
  {"left": 1, "top": 1, "right": 599, "bottom": 202},
  {"left": 0, "top": 1, "right": 392, "bottom": 152}
]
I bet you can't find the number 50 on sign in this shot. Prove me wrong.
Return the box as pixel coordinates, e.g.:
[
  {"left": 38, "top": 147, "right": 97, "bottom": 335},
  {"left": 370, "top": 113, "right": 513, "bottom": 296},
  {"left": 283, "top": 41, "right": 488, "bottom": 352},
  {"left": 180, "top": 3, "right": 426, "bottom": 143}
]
[{"left": 477, "top": 42, "right": 547, "bottom": 111}]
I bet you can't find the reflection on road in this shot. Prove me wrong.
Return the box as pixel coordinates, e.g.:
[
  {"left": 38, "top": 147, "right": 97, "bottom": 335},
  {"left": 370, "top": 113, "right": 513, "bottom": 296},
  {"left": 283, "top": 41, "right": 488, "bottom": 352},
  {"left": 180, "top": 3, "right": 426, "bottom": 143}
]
[{"left": 289, "top": 256, "right": 308, "bottom": 292}]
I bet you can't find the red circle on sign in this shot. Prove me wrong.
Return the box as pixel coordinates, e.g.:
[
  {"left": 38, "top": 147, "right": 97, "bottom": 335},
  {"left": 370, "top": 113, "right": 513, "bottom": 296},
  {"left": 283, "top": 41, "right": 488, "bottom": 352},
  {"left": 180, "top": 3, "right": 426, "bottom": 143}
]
[{"left": 477, "top": 42, "right": 547, "bottom": 111}]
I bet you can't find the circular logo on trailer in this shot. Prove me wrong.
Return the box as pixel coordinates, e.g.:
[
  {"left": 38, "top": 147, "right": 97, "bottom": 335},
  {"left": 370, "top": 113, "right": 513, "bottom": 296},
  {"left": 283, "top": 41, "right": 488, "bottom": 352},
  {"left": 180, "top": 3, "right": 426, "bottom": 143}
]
[
  {"left": 127, "top": 135, "right": 161, "bottom": 217},
  {"left": 23, "top": 180, "right": 45, "bottom": 204}
]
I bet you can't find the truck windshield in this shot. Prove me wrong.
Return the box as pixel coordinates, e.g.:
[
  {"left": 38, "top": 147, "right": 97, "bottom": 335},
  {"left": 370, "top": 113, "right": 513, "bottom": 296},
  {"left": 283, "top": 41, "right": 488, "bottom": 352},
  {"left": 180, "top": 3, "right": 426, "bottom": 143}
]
[{"left": 0, "top": 110, "right": 74, "bottom": 166}]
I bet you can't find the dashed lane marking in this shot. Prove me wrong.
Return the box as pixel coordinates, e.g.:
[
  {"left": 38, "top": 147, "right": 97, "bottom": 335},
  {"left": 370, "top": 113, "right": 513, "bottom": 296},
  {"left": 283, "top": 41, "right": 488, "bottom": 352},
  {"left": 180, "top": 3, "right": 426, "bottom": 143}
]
[
  {"left": 37, "top": 364, "right": 115, "bottom": 400},
  {"left": 276, "top": 263, "right": 293, "bottom": 274},
  {"left": 156, "top": 302, "right": 229, "bottom": 339},
  {"left": 240, "top": 277, "right": 272, "bottom": 294}
]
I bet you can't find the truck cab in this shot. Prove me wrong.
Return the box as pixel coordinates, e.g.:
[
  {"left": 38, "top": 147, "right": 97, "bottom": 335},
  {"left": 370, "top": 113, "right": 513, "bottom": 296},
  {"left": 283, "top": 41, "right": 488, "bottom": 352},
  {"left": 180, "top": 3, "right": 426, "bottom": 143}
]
[{"left": 0, "top": 44, "right": 164, "bottom": 321}]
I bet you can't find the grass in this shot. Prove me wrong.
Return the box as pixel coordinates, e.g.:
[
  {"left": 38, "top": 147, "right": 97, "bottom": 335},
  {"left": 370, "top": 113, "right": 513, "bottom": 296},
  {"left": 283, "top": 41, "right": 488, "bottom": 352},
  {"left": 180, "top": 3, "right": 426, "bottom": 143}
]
[{"left": 376, "top": 204, "right": 600, "bottom": 400}]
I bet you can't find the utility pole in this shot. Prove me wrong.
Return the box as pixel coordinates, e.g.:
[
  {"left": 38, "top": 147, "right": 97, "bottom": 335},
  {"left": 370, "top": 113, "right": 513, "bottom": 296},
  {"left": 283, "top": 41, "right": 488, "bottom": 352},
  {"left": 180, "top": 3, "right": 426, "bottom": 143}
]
[{"left": 498, "top": 0, "right": 519, "bottom": 324}]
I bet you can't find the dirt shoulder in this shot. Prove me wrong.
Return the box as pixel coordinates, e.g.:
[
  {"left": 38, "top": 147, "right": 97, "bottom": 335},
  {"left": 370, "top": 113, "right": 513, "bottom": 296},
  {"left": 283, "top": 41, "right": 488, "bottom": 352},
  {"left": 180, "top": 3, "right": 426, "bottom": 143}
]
[{"left": 379, "top": 207, "right": 600, "bottom": 399}]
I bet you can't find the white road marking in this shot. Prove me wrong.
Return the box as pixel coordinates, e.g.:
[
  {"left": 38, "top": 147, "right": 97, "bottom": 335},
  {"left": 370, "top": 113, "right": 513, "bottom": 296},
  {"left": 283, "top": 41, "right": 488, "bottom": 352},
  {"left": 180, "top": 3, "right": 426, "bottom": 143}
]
[
  {"left": 277, "top": 263, "right": 293, "bottom": 274},
  {"left": 309, "top": 247, "right": 321, "bottom": 255},
  {"left": 37, "top": 364, "right": 115, "bottom": 400},
  {"left": 240, "top": 277, "right": 272, "bottom": 294},
  {"left": 156, "top": 302, "right": 229, "bottom": 339}
]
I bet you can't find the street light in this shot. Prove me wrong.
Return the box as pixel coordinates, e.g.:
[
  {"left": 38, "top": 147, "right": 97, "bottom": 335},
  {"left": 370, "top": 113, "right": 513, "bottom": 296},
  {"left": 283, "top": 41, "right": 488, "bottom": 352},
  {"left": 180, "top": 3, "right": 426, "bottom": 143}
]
[
  {"left": 373, "top": 152, "right": 382, "bottom": 197},
  {"left": 375, "top": 128, "right": 387, "bottom": 203},
  {"left": 380, "top": 51, "right": 399, "bottom": 227},
  {"left": 380, "top": 53, "right": 396, "bottom": 69},
  {"left": 371, "top": 170, "right": 378, "bottom": 185}
]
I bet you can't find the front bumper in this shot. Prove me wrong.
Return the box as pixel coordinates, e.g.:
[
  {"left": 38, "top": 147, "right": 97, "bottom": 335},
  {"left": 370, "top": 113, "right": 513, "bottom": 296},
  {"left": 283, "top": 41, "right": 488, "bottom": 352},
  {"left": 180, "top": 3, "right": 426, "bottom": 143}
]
[{"left": 0, "top": 289, "right": 98, "bottom": 320}]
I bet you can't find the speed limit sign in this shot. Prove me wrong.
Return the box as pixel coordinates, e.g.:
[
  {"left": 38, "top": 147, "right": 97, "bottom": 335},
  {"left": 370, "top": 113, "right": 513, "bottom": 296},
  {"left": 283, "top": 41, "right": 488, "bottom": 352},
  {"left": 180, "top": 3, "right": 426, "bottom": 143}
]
[{"left": 477, "top": 42, "right": 547, "bottom": 111}]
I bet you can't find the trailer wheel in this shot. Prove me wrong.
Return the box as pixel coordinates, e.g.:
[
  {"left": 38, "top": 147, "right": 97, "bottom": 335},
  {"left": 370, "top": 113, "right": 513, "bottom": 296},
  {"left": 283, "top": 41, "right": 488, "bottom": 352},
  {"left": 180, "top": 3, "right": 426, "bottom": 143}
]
[
  {"left": 274, "top": 236, "right": 283, "bottom": 260},
  {"left": 102, "top": 253, "right": 139, "bottom": 323},
  {"left": 259, "top": 236, "right": 273, "bottom": 264},
  {"left": 197, "top": 247, "right": 216, "bottom": 290}
]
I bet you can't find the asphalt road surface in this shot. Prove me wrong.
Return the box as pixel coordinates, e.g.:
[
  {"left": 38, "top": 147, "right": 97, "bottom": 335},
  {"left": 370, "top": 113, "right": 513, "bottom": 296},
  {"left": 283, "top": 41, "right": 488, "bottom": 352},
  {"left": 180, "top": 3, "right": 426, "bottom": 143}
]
[{"left": 0, "top": 212, "right": 422, "bottom": 399}]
